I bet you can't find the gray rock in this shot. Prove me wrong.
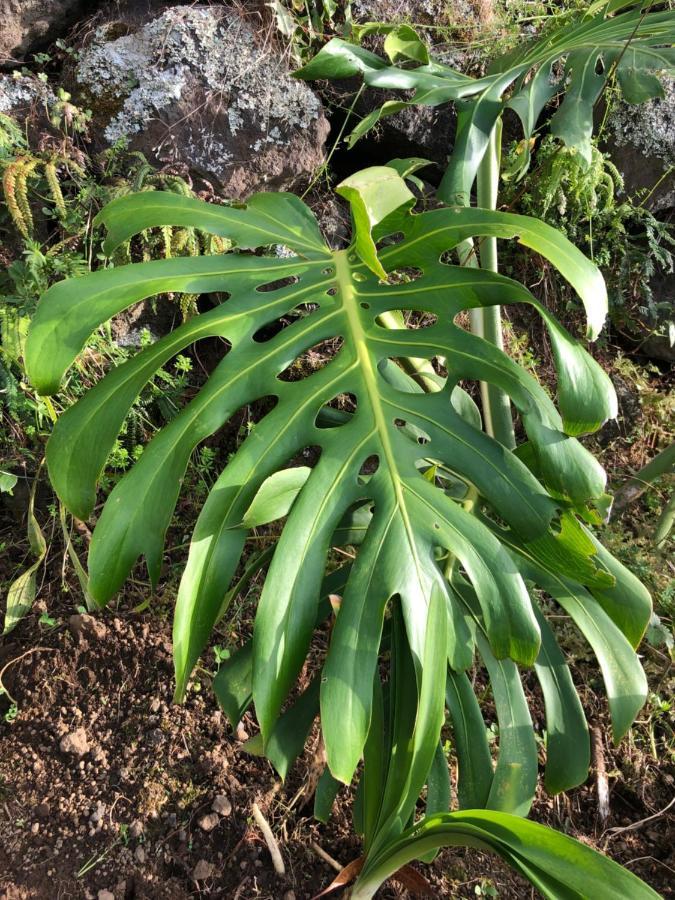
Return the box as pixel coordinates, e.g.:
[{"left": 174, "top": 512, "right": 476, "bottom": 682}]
[
  {"left": 97, "top": 891, "right": 115, "bottom": 900},
  {"left": 89, "top": 801, "right": 106, "bottom": 828},
  {"left": 193, "top": 859, "right": 214, "bottom": 881},
  {"left": 59, "top": 727, "right": 89, "bottom": 758},
  {"left": 74, "top": 6, "right": 329, "bottom": 198},
  {"left": 607, "top": 76, "right": 675, "bottom": 212},
  {"left": 350, "top": 0, "right": 474, "bottom": 25},
  {"left": 211, "top": 794, "right": 232, "bottom": 817},
  {"left": 0, "top": 0, "right": 87, "bottom": 63},
  {"left": 0, "top": 73, "right": 55, "bottom": 115}
]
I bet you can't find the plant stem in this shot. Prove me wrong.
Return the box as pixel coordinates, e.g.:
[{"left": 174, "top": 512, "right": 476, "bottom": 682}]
[{"left": 473, "top": 121, "right": 516, "bottom": 449}]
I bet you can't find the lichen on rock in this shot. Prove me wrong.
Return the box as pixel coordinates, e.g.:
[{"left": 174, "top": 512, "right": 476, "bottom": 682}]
[
  {"left": 0, "top": 72, "right": 56, "bottom": 117},
  {"left": 74, "top": 5, "right": 329, "bottom": 198},
  {"left": 610, "top": 77, "right": 675, "bottom": 164},
  {"left": 607, "top": 76, "right": 675, "bottom": 211}
]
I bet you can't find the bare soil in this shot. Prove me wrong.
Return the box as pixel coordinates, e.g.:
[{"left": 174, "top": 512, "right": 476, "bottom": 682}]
[{"left": 0, "top": 575, "right": 672, "bottom": 899}]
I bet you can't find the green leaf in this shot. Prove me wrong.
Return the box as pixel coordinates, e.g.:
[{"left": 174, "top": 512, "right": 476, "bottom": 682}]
[
  {"left": 516, "top": 555, "right": 648, "bottom": 743},
  {"left": 213, "top": 640, "right": 253, "bottom": 728},
  {"left": 383, "top": 25, "right": 430, "bottom": 65},
  {"left": 426, "top": 740, "right": 451, "bottom": 816},
  {"left": 255, "top": 676, "right": 320, "bottom": 781},
  {"left": 445, "top": 670, "right": 494, "bottom": 809},
  {"left": 296, "top": 5, "right": 675, "bottom": 189},
  {"left": 353, "top": 809, "right": 661, "bottom": 900},
  {"left": 336, "top": 167, "right": 414, "bottom": 278},
  {"left": 4, "top": 473, "right": 47, "bottom": 634},
  {"left": 470, "top": 623, "right": 538, "bottom": 818},
  {"left": 0, "top": 471, "right": 18, "bottom": 494},
  {"left": 616, "top": 66, "right": 665, "bottom": 103},
  {"left": 418, "top": 740, "right": 452, "bottom": 862},
  {"left": 533, "top": 607, "right": 590, "bottom": 794},
  {"left": 243, "top": 467, "right": 311, "bottom": 527},
  {"left": 549, "top": 50, "right": 605, "bottom": 165},
  {"left": 314, "top": 766, "right": 342, "bottom": 823}
]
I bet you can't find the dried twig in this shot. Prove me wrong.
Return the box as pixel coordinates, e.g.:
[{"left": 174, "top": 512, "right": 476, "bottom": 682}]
[
  {"left": 603, "top": 796, "right": 675, "bottom": 843},
  {"left": 251, "top": 801, "right": 285, "bottom": 876},
  {"left": 310, "top": 840, "right": 342, "bottom": 873},
  {"left": 592, "top": 726, "right": 610, "bottom": 824}
]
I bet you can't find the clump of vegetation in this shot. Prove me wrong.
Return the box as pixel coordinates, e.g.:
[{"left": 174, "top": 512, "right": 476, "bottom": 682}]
[
  {"left": 1, "top": 2, "right": 674, "bottom": 898},
  {"left": 502, "top": 135, "right": 675, "bottom": 338}
]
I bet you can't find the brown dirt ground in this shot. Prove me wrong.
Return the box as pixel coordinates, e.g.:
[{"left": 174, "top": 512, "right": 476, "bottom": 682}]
[{"left": 0, "top": 558, "right": 673, "bottom": 900}]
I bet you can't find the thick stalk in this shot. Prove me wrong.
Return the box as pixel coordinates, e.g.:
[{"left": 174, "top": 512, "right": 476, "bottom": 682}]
[{"left": 473, "top": 121, "right": 516, "bottom": 449}]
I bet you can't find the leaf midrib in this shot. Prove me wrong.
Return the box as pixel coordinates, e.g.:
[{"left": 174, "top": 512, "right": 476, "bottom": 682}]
[{"left": 335, "top": 249, "right": 427, "bottom": 606}]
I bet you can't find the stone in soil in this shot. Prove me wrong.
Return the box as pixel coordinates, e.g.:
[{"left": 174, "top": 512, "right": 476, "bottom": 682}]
[
  {"left": 68, "top": 613, "right": 107, "bottom": 644},
  {"left": 211, "top": 794, "right": 232, "bottom": 816},
  {"left": 193, "top": 859, "right": 214, "bottom": 881},
  {"left": 198, "top": 811, "right": 220, "bottom": 832},
  {"left": 59, "top": 727, "right": 89, "bottom": 757}
]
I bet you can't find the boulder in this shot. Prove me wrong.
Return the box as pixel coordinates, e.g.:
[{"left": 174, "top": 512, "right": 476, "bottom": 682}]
[
  {"left": 73, "top": 5, "right": 329, "bottom": 199},
  {"left": 0, "top": 0, "right": 88, "bottom": 64},
  {"left": 350, "top": 0, "right": 483, "bottom": 27},
  {"left": 607, "top": 76, "right": 675, "bottom": 212}
]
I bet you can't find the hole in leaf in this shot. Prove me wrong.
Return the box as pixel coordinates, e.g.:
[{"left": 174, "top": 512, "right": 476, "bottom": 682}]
[
  {"left": 386, "top": 267, "right": 423, "bottom": 284},
  {"left": 401, "top": 309, "right": 438, "bottom": 329},
  {"left": 277, "top": 338, "right": 343, "bottom": 382},
  {"left": 357, "top": 454, "right": 379, "bottom": 484},
  {"left": 322, "top": 266, "right": 335, "bottom": 276},
  {"left": 376, "top": 231, "right": 405, "bottom": 249},
  {"left": 315, "top": 391, "right": 357, "bottom": 427},
  {"left": 256, "top": 275, "right": 299, "bottom": 293},
  {"left": 252, "top": 303, "right": 318, "bottom": 343},
  {"left": 353, "top": 272, "right": 367, "bottom": 283},
  {"left": 440, "top": 247, "right": 476, "bottom": 267},
  {"left": 360, "top": 302, "right": 370, "bottom": 310}
]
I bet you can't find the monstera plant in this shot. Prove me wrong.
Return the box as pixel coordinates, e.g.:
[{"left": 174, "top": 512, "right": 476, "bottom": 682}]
[
  {"left": 26, "top": 163, "right": 657, "bottom": 896},
  {"left": 295, "top": 0, "right": 675, "bottom": 448}
]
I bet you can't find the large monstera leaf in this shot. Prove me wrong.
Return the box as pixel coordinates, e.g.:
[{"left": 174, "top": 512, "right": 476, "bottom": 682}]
[
  {"left": 26, "top": 167, "right": 650, "bottom": 804},
  {"left": 295, "top": 1, "right": 675, "bottom": 200}
]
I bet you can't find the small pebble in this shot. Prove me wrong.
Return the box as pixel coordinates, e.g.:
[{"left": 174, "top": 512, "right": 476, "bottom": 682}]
[
  {"left": 134, "top": 846, "right": 146, "bottom": 864},
  {"left": 193, "top": 859, "right": 214, "bottom": 881},
  {"left": 198, "top": 812, "right": 219, "bottom": 832},
  {"left": 59, "top": 728, "right": 89, "bottom": 758},
  {"left": 211, "top": 794, "right": 232, "bottom": 816}
]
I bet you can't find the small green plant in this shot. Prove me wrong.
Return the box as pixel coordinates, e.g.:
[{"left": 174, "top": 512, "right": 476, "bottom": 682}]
[
  {"left": 502, "top": 135, "right": 675, "bottom": 332},
  {"left": 268, "top": 0, "right": 353, "bottom": 64}
]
